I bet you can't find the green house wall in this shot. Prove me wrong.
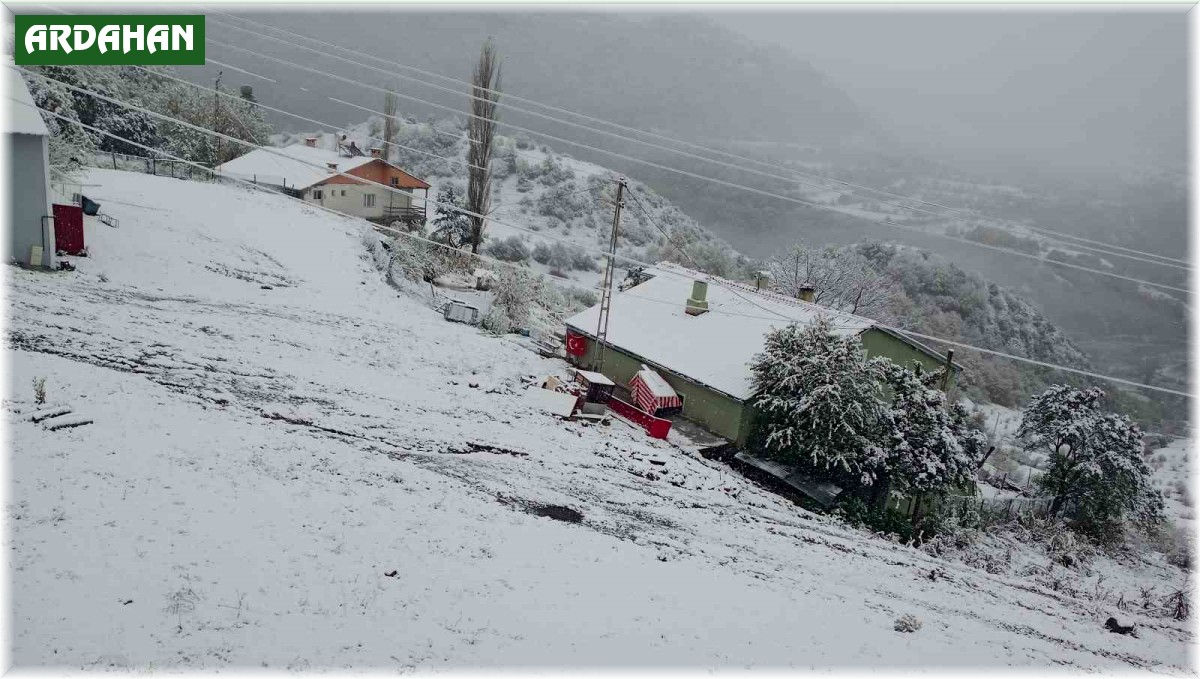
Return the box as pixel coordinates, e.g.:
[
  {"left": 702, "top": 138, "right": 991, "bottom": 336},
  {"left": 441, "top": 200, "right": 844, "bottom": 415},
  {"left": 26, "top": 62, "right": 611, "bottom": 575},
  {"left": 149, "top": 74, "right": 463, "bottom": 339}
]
[
  {"left": 860, "top": 329, "right": 957, "bottom": 391},
  {"left": 570, "top": 336, "right": 750, "bottom": 443}
]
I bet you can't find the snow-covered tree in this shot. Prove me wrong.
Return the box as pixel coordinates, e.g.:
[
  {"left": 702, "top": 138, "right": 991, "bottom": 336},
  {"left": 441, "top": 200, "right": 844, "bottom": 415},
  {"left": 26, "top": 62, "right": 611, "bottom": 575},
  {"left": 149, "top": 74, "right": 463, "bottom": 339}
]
[
  {"left": 767, "top": 242, "right": 895, "bottom": 318},
  {"left": 876, "top": 363, "right": 981, "bottom": 513},
  {"left": 482, "top": 267, "right": 538, "bottom": 334},
  {"left": 21, "top": 67, "right": 97, "bottom": 175},
  {"left": 749, "top": 317, "right": 889, "bottom": 482},
  {"left": 429, "top": 185, "right": 472, "bottom": 248},
  {"left": 1018, "top": 385, "right": 1164, "bottom": 531}
]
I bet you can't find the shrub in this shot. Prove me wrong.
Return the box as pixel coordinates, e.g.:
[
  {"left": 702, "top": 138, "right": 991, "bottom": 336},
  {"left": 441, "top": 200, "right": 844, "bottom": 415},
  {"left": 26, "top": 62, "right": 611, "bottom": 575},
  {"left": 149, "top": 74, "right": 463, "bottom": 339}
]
[
  {"left": 531, "top": 242, "right": 597, "bottom": 272},
  {"left": 894, "top": 614, "right": 923, "bottom": 633},
  {"left": 484, "top": 236, "right": 530, "bottom": 263}
]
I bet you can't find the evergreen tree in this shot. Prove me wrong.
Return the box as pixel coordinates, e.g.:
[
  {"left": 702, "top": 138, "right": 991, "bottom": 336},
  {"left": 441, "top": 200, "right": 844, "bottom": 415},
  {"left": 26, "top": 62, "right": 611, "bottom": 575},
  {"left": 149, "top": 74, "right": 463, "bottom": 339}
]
[
  {"left": 749, "top": 317, "right": 889, "bottom": 483},
  {"left": 876, "top": 363, "right": 981, "bottom": 515},
  {"left": 1018, "top": 385, "right": 1164, "bottom": 532},
  {"left": 429, "top": 185, "right": 472, "bottom": 248},
  {"left": 21, "top": 67, "right": 97, "bottom": 175}
]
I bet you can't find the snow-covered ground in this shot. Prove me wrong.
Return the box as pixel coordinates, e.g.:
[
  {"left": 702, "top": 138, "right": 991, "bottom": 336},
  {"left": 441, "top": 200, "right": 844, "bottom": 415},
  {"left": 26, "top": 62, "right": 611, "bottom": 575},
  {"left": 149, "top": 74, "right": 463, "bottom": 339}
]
[{"left": 5, "top": 169, "right": 1192, "bottom": 671}]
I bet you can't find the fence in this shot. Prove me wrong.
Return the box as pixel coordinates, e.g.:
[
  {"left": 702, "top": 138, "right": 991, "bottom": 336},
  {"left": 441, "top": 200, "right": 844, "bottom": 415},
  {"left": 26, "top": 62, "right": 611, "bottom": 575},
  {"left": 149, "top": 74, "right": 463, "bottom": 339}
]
[
  {"left": 943, "top": 494, "right": 1055, "bottom": 520},
  {"left": 92, "top": 151, "right": 217, "bottom": 182}
]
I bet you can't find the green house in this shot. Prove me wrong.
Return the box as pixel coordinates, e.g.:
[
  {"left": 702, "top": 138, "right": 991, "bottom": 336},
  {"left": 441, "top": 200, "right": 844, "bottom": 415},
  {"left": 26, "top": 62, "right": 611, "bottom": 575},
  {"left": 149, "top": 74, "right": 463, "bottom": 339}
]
[{"left": 564, "top": 262, "right": 958, "bottom": 448}]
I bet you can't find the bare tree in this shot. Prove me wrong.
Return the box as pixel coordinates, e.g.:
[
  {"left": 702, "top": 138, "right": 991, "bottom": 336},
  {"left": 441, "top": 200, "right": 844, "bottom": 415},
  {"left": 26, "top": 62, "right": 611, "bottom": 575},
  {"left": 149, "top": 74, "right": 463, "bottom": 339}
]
[
  {"left": 466, "top": 38, "right": 502, "bottom": 254},
  {"left": 382, "top": 88, "right": 398, "bottom": 161},
  {"left": 766, "top": 243, "right": 896, "bottom": 318}
]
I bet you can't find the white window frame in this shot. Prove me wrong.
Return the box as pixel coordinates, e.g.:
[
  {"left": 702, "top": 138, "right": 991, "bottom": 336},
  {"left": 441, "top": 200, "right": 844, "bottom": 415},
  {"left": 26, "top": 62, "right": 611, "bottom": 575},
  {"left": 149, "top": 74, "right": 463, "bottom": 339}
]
[{"left": 364, "top": 193, "right": 376, "bottom": 208}]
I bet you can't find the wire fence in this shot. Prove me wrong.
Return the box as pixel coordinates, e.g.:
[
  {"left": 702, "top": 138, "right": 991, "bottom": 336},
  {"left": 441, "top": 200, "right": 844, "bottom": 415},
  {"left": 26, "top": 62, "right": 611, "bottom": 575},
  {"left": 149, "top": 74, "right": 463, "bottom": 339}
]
[{"left": 92, "top": 151, "right": 218, "bottom": 181}]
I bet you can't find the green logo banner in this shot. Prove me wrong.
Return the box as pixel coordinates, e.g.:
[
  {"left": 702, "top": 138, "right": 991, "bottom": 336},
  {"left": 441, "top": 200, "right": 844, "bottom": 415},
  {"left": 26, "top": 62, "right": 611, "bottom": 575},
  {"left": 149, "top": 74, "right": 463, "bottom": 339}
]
[{"left": 15, "top": 15, "right": 205, "bottom": 65}]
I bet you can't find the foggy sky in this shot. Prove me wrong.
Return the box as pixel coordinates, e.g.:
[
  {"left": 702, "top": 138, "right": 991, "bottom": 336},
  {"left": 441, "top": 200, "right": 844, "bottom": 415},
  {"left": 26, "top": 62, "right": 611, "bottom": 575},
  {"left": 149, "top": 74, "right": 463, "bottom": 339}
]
[{"left": 720, "top": 8, "right": 1187, "bottom": 178}]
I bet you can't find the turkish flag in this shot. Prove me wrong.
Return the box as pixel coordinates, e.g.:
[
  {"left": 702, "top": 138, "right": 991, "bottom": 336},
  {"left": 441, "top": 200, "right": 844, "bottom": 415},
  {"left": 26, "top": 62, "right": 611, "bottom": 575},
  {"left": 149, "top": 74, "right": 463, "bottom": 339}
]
[{"left": 565, "top": 332, "right": 587, "bottom": 357}]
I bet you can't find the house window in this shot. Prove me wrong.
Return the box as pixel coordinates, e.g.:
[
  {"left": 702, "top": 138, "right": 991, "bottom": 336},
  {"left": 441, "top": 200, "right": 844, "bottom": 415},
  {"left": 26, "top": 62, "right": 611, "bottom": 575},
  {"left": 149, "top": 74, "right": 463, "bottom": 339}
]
[
  {"left": 341, "top": 190, "right": 346, "bottom": 197},
  {"left": 389, "top": 177, "right": 399, "bottom": 187},
  {"left": 313, "top": 189, "right": 323, "bottom": 200},
  {"left": 364, "top": 194, "right": 376, "bottom": 208}
]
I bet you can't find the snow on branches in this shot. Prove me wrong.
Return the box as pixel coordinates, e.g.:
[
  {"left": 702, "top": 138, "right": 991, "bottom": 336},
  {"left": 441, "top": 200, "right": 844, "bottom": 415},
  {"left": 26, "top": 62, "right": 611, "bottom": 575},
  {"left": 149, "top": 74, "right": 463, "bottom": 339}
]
[
  {"left": 749, "top": 317, "right": 889, "bottom": 483},
  {"left": 1018, "top": 384, "right": 1163, "bottom": 531}
]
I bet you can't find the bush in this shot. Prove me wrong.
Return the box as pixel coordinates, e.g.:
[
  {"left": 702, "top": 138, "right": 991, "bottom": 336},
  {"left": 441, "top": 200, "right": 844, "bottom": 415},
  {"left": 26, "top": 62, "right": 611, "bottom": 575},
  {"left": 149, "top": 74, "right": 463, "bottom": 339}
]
[
  {"left": 531, "top": 242, "right": 597, "bottom": 272},
  {"left": 894, "top": 614, "right": 923, "bottom": 633},
  {"left": 833, "top": 496, "right": 918, "bottom": 544},
  {"left": 484, "top": 236, "right": 530, "bottom": 263}
]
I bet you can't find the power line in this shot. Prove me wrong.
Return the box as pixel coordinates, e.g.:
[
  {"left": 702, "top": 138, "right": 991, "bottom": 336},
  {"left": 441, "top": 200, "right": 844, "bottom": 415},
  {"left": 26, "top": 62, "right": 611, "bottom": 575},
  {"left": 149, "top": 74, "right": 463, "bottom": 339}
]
[
  {"left": 203, "top": 8, "right": 1191, "bottom": 270},
  {"left": 12, "top": 71, "right": 1191, "bottom": 399},
  {"left": 625, "top": 189, "right": 1192, "bottom": 399},
  {"left": 199, "top": 40, "right": 1190, "bottom": 295}
]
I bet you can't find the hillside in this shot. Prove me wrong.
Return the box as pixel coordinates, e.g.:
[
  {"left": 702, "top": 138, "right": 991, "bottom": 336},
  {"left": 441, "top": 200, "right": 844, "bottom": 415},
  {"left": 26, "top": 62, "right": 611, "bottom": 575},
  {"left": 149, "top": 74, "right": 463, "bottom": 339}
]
[
  {"left": 6, "top": 169, "right": 1191, "bottom": 670},
  {"left": 209, "top": 11, "right": 868, "bottom": 147}
]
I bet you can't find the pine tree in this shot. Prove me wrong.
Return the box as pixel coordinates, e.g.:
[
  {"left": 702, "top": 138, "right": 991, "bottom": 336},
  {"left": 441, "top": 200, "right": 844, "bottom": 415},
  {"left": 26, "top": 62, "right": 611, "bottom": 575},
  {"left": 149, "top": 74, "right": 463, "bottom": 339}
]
[
  {"left": 429, "top": 185, "right": 472, "bottom": 248},
  {"left": 1018, "top": 385, "right": 1164, "bottom": 533},
  {"left": 749, "top": 317, "right": 889, "bottom": 483}
]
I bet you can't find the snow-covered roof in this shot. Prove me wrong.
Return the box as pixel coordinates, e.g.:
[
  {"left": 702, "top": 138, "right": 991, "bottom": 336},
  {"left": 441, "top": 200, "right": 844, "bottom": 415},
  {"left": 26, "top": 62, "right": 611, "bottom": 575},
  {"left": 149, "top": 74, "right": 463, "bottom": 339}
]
[
  {"left": 5, "top": 59, "right": 49, "bottom": 136},
  {"left": 215, "top": 144, "right": 427, "bottom": 191},
  {"left": 565, "top": 262, "right": 876, "bottom": 400},
  {"left": 634, "top": 365, "right": 677, "bottom": 398},
  {"left": 574, "top": 369, "right": 614, "bottom": 386}
]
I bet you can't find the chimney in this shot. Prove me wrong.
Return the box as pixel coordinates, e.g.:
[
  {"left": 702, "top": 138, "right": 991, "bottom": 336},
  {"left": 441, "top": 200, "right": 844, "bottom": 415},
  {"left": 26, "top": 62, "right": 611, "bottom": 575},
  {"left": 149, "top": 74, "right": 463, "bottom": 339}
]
[
  {"left": 304, "top": 136, "right": 317, "bottom": 148},
  {"left": 799, "top": 285, "right": 815, "bottom": 303},
  {"left": 370, "top": 147, "right": 383, "bottom": 158},
  {"left": 685, "top": 280, "right": 709, "bottom": 316},
  {"left": 325, "top": 162, "right": 338, "bottom": 173}
]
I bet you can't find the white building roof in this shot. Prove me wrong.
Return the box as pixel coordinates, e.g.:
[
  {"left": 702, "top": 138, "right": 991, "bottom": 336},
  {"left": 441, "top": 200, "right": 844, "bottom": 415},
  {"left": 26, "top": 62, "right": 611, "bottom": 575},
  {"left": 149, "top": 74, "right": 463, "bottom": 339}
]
[
  {"left": 574, "top": 369, "right": 614, "bottom": 386},
  {"left": 564, "top": 262, "right": 876, "bottom": 401},
  {"left": 215, "top": 143, "right": 377, "bottom": 190},
  {"left": 5, "top": 59, "right": 50, "bottom": 136}
]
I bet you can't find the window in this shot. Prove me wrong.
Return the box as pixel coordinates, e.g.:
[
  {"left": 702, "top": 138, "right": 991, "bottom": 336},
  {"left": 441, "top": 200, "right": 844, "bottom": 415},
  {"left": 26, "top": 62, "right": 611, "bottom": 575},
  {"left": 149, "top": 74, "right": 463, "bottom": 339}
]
[
  {"left": 341, "top": 190, "right": 346, "bottom": 197},
  {"left": 313, "top": 190, "right": 323, "bottom": 200},
  {"left": 389, "top": 177, "right": 399, "bottom": 187},
  {"left": 363, "top": 194, "right": 376, "bottom": 208}
]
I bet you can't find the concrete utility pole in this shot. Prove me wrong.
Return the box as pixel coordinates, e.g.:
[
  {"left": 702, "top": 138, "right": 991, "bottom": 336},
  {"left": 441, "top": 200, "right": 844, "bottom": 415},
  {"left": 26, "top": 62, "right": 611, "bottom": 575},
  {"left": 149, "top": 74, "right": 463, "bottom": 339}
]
[
  {"left": 213, "top": 71, "right": 223, "bottom": 167},
  {"left": 593, "top": 177, "right": 627, "bottom": 373}
]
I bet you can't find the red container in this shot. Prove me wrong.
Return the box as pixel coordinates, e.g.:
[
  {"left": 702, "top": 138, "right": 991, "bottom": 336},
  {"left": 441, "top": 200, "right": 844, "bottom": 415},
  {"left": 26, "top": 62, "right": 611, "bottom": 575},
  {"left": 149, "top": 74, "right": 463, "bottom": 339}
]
[
  {"left": 609, "top": 397, "right": 672, "bottom": 440},
  {"left": 53, "top": 204, "right": 85, "bottom": 255}
]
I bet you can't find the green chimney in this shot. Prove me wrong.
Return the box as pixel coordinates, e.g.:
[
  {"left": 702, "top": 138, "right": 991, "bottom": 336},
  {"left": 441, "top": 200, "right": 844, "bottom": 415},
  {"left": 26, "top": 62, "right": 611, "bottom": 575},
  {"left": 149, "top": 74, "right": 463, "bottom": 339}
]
[{"left": 686, "top": 280, "right": 709, "bottom": 316}]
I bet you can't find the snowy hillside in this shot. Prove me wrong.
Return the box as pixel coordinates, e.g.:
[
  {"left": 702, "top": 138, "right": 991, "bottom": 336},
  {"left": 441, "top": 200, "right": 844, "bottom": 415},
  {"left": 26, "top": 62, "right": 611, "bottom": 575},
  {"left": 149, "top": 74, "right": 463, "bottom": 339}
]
[
  {"left": 6, "top": 169, "right": 1192, "bottom": 670},
  {"left": 276, "top": 121, "right": 752, "bottom": 292}
]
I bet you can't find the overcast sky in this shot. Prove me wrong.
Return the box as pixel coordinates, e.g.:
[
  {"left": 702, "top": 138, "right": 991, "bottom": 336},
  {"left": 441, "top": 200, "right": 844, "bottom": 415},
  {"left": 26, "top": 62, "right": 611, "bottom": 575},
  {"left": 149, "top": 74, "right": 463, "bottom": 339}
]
[{"left": 719, "top": 7, "right": 1187, "bottom": 177}]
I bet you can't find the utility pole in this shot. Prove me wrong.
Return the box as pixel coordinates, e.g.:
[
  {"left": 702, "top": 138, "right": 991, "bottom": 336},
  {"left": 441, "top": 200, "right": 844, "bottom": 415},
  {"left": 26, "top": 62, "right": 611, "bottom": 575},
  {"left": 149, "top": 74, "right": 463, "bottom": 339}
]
[
  {"left": 212, "top": 71, "right": 223, "bottom": 167},
  {"left": 593, "top": 177, "right": 626, "bottom": 373}
]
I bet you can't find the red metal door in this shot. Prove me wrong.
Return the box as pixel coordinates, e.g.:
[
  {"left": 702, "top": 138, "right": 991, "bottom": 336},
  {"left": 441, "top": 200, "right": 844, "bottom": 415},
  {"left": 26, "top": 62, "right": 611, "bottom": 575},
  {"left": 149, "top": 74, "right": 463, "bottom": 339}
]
[{"left": 53, "top": 204, "right": 85, "bottom": 255}]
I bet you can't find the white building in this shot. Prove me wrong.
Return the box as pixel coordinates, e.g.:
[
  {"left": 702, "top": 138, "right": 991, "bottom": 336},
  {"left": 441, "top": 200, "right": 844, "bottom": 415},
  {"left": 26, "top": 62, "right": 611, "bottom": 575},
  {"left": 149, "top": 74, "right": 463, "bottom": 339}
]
[
  {"left": 216, "top": 137, "right": 430, "bottom": 225},
  {"left": 5, "top": 62, "right": 54, "bottom": 268}
]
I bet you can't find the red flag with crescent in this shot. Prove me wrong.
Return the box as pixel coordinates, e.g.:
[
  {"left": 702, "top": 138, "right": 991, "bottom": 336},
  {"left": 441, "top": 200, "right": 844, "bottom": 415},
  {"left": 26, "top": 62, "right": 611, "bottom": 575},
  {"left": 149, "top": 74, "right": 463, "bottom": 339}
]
[{"left": 565, "top": 332, "right": 587, "bottom": 357}]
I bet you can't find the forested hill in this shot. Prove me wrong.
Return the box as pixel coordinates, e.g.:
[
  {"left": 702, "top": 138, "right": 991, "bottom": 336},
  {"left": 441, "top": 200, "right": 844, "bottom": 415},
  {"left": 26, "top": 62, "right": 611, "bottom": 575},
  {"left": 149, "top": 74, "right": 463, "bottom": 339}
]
[{"left": 206, "top": 11, "right": 868, "bottom": 145}]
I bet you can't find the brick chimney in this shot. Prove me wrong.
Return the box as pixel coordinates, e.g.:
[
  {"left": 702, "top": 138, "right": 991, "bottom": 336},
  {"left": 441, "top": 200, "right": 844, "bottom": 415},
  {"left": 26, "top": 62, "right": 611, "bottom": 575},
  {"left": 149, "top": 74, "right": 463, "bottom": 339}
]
[
  {"left": 304, "top": 136, "right": 318, "bottom": 148},
  {"left": 370, "top": 147, "right": 383, "bottom": 158},
  {"left": 799, "top": 285, "right": 815, "bottom": 303},
  {"left": 685, "top": 280, "right": 709, "bottom": 316}
]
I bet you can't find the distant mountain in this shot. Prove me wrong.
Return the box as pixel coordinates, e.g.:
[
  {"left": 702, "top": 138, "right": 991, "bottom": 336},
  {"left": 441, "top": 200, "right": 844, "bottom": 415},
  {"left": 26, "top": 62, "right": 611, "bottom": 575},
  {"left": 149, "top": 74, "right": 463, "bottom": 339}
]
[{"left": 203, "top": 11, "right": 868, "bottom": 145}]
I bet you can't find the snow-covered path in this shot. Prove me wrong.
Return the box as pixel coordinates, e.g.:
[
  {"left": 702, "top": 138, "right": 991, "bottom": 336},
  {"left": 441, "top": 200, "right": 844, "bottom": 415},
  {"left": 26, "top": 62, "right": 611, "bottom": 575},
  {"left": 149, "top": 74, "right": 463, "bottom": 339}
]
[{"left": 5, "top": 170, "right": 1190, "bottom": 670}]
